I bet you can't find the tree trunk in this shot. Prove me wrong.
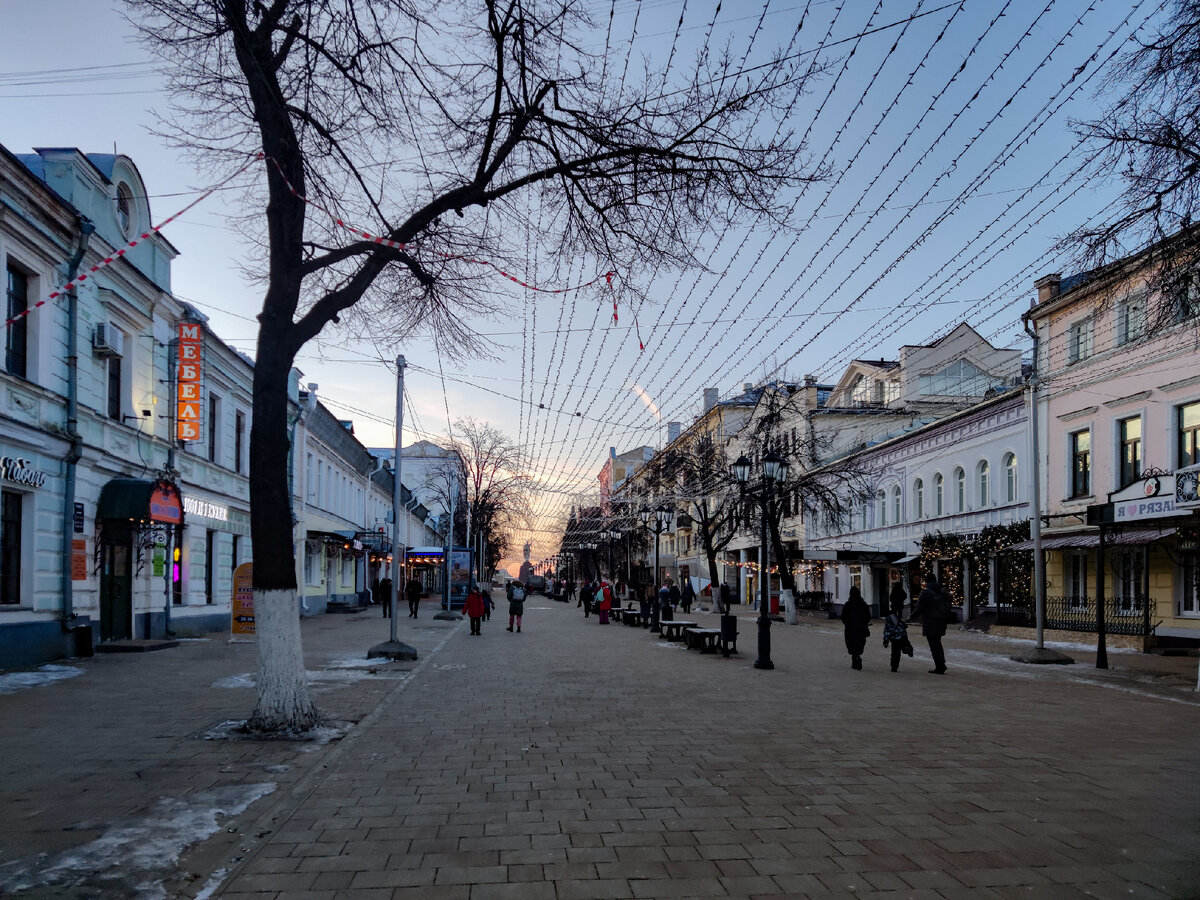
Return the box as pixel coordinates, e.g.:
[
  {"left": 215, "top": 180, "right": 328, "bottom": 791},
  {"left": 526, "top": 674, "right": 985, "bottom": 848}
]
[
  {"left": 245, "top": 339, "right": 321, "bottom": 733},
  {"left": 766, "top": 502, "right": 798, "bottom": 624}
]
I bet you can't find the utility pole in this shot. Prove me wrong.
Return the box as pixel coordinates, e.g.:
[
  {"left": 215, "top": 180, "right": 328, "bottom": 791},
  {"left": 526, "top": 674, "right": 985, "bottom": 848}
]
[{"left": 369, "top": 355, "right": 417, "bottom": 660}]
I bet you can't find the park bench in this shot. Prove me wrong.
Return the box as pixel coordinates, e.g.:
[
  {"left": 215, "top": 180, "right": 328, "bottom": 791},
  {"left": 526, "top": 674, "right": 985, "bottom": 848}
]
[
  {"left": 659, "top": 620, "right": 698, "bottom": 642},
  {"left": 622, "top": 609, "right": 643, "bottom": 627},
  {"left": 685, "top": 627, "right": 721, "bottom": 653}
]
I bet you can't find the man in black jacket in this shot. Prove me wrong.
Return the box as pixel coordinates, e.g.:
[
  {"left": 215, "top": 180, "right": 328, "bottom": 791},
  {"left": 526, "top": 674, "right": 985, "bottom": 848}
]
[{"left": 910, "top": 574, "right": 949, "bottom": 674}]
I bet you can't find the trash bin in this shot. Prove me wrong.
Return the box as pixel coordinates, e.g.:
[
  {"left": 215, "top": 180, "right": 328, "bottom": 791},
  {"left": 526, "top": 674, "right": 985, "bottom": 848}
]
[{"left": 73, "top": 624, "right": 94, "bottom": 658}]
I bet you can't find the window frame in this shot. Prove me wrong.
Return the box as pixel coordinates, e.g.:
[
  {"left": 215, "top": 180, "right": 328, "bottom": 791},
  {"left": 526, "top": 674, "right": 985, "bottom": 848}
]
[
  {"left": 1118, "top": 416, "right": 1142, "bottom": 489},
  {"left": 1070, "top": 429, "right": 1092, "bottom": 498},
  {"left": 934, "top": 473, "right": 944, "bottom": 516},
  {"left": 5, "top": 261, "right": 30, "bottom": 379},
  {"left": 1116, "top": 294, "right": 1146, "bottom": 346},
  {"left": 891, "top": 485, "right": 902, "bottom": 525},
  {"left": 977, "top": 459, "right": 990, "bottom": 507},
  {"left": 1003, "top": 452, "right": 1017, "bottom": 504},
  {"left": 914, "top": 478, "right": 925, "bottom": 519},
  {"left": 1068, "top": 316, "right": 1094, "bottom": 364},
  {"left": 1179, "top": 401, "right": 1200, "bottom": 469},
  {"left": 954, "top": 466, "right": 966, "bottom": 513}
]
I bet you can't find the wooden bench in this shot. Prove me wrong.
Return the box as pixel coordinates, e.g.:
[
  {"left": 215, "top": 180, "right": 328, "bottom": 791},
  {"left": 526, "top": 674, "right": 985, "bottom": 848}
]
[
  {"left": 684, "top": 627, "right": 721, "bottom": 653},
  {"left": 659, "top": 620, "right": 698, "bottom": 643},
  {"left": 621, "top": 609, "right": 643, "bottom": 627}
]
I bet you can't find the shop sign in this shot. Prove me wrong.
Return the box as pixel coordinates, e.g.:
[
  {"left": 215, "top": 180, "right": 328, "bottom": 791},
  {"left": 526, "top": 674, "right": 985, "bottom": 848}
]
[
  {"left": 177, "top": 322, "right": 204, "bottom": 442},
  {"left": 0, "top": 456, "right": 48, "bottom": 488},
  {"left": 1114, "top": 496, "right": 1178, "bottom": 522},
  {"left": 149, "top": 482, "right": 184, "bottom": 524},
  {"left": 183, "top": 496, "right": 229, "bottom": 522},
  {"left": 71, "top": 539, "right": 88, "bottom": 581}
]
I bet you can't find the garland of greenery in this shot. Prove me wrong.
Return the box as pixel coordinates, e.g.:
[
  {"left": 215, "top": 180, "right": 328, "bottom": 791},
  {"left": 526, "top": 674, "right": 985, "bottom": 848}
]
[{"left": 919, "top": 521, "right": 1032, "bottom": 611}]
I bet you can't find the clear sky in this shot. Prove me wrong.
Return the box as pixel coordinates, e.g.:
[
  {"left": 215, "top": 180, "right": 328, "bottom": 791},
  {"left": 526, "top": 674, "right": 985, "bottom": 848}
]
[{"left": 0, "top": 0, "right": 1163, "bottom": 571}]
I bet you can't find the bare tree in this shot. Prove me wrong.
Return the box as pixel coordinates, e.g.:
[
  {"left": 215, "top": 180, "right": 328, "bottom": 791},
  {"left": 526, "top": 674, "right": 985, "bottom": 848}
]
[
  {"left": 1070, "top": 0, "right": 1200, "bottom": 313},
  {"left": 130, "top": 0, "right": 823, "bottom": 732}
]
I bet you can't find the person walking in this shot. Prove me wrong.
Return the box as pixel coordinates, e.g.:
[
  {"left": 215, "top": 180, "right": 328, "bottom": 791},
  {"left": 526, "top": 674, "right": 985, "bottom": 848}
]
[
  {"left": 507, "top": 579, "right": 525, "bottom": 632},
  {"left": 405, "top": 576, "right": 421, "bottom": 618},
  {"left": 379, "top": 576, "right": 392, "bottom": 618},
  {"left": 581, "top": 581, "right": 595, "bottom": 618},
  {"left": 883, "top": 569, "right": 913, "bottom": 672},
  {"left": 483, "top": 588, "right": 494, "bottom": 621},
  {"left": 840, "top": 585, "right": 871, "bottom": 670},
  {"left": 680, "top": 578, "right": 695, "bottom": 615},
  {"left": 639, "top": 583, "right": 652, "bottom": 626},
  {"left": 910, "top": 574, "right": 950, "bottom": 674},
  {"left": 596, "top": 580, "right": 613, "bottom": 624},
  {"left": 719, "top": 582, "right": 733, "bottom": 616},
  {"left": 566, "top": 578, "right": 577, "bottom": 604},
  {"left": 667, "top": 578, "right": 681, "bottom": 613},
  {"left": 464, "top": 584, "right": 486, "bottom": 635}
]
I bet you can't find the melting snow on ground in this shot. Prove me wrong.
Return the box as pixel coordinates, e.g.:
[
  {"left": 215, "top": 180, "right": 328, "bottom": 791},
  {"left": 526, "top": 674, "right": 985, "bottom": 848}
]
[
  {"left": 212, "top": 657, "right": 408, "bottom": 690},
  {"left": 0, "top": 664, "right": 83, "bottom": 695},
  {"left": 0, "top": 783, "right": 275, "bottom": 899}
]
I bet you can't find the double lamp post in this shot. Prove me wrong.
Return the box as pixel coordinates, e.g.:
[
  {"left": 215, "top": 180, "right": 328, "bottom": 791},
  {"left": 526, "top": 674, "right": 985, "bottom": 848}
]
[
  {"left": 640, "top": 504, "right": 673, "bottom": 632},
  {"left": 731, "top": 450, "right": 790, "bottom": 671}
]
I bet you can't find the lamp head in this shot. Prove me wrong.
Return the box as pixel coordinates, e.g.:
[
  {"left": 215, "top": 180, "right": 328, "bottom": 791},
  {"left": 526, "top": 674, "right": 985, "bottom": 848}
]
[
  {"left": 731, "top": 454, "right": 752, "bottom": 484},
  {"left": 763, "top": 451, "right": 788, "bottom": 484}
]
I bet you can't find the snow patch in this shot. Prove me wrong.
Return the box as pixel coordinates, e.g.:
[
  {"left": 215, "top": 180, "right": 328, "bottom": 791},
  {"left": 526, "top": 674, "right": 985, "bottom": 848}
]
[
  {"left": 0, "top": 783, "right": 275, "bottom": 898},
  {"left": 0, "top": 664, "right": 83, "bottom": 695}
]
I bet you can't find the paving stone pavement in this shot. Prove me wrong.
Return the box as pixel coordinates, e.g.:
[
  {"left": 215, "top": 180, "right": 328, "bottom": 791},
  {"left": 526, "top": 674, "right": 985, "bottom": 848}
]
[{"left": 2, "top": 599, "right": 1199, "bottom": 899}]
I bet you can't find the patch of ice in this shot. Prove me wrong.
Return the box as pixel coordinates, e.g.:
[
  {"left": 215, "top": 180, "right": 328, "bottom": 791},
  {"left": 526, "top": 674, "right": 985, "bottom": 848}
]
[
  {"left": 0, "top": 783, "right": 275, "bottom": 898},
  {"left": 211, "top": 673, "right": 255, "bottom": 689},
  {"left": 0, "top": 664, "right": 83, "bottom": 695}
]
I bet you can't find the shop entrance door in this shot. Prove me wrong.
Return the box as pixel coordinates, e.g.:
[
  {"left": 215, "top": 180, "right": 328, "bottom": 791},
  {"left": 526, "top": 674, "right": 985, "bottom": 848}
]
[{"left": 100, "top": 538, "right": 133, "bottom": 642}]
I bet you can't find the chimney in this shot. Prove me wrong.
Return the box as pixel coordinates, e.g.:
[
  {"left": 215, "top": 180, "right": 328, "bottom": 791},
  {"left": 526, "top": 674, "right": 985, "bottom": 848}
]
[
  {"left": 743, "top": 383, "right": 754, "bottom": 392},
  {"left": 702, "top": 387, "right": 718, "bottom": 412},
  {"left": 804, "top": 373, "right": 816, "bottom": 386},
  {"left": 1034, "top": 273, "right": 1061, "bottom": 305},
  {"left": 667, "top": 421, "right": 681, "bottom": 443}
]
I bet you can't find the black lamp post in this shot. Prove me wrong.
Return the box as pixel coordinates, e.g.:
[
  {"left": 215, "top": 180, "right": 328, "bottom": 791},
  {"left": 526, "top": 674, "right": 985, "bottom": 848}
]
[
  {"left": 732, "top": 450, "right": 790, "bottom": 670},
  {"left": 640, "top": 503, "right": 674, "bottom": 632}
]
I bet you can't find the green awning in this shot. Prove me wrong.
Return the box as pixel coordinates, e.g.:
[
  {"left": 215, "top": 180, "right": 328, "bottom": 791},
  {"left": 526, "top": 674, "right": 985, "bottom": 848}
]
[{"left": 97, "top": 478, "right": 184, "bottom": 525}]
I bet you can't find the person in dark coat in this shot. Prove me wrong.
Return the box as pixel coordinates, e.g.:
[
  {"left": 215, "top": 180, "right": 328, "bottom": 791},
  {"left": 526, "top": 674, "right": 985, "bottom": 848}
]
[
  {"left": 883, "top": 569, "right": 913, "bottom": 672},
  {"left": 840, "top": 585, "right": 871, "bottom": 670},
  {"left": 680, "top": 579, "right": 695, "bottom": 614},
  {"left": 719, "top": 582, "right": 733, "bottom": 615},
  {"left": 581, "top": 581, "right": 595, "bottom": 618},
  {"left": 909, "top": 574, "right": 949, "bottom": 674},
  {"left": 405, "top": 576, "right": 421, "bottom": 618},
  {"left": 639, "top": 583, "right": 652, "bottom": 626},
  {"left": 659, "top": 584, "right": 674, "bottom": 621},
  {"left": 379, "top": 576, "right": 393, "bottom": 618}
]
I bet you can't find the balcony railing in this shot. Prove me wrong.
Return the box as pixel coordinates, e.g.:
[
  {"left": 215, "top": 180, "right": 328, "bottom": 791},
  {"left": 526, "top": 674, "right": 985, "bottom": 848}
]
[{"left": 996, "top": 595, "right": 1152, "bottom": 636}]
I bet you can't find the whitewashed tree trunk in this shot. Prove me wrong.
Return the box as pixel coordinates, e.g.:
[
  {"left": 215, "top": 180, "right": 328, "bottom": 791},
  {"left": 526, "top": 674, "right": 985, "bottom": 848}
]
[
  {"left": 782, "top": 588, "right": 797, "bottom": 625},
  {"left": 247, "top": 588, "right": 320, "bottom": 732}
]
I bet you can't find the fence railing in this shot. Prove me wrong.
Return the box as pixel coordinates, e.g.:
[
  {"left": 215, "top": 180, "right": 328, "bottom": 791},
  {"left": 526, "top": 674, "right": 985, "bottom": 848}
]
[{"left": 996, "top": 595, "right": 1152, "bottom": 636}]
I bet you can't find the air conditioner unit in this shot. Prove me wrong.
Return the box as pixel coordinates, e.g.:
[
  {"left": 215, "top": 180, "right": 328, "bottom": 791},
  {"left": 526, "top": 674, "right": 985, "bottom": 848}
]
[{"left": 93, "top": 322, "right": 124, "bottom": 357}]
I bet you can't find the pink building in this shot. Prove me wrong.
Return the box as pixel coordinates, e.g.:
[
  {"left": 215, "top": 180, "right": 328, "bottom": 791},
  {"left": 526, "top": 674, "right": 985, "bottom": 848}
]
[{"left": 1027, "top": 237, "right": 1200, "bottom": 649}]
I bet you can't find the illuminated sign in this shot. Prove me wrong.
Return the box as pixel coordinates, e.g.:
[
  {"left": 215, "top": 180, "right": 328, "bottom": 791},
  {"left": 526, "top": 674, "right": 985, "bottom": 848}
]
[
  {"left": 0, "top": 456, "right": 48, "bottom": 488},
  {"left": 183, "top": 496, "right": 229, "bottom": 522},
  {"left": 177, "top": 322, "right": 203, "bottom": 441}
]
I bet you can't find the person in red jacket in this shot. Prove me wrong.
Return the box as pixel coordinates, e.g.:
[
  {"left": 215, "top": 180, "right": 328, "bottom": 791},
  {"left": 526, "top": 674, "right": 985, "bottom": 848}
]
[
  {"left": 464, "top": 585, "right": 486, "bottom": 635},
  {"left": 596, "top": 580, "right": 613, "bottom": 624}
]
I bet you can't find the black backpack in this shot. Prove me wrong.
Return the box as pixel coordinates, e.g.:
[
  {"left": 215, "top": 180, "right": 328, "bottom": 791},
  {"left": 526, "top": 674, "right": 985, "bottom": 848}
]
[{"left": 934, "top": 589, "right": 953, "bottom": 623}]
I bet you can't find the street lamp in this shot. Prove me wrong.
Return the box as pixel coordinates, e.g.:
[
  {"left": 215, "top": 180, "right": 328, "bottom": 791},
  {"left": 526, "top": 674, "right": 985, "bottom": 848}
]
[
  {"left": 640, "top": 504, "right": 674, "bottom": 632},
  {"left": 732, "top": 450, "right": 790, "bottom": 670}
]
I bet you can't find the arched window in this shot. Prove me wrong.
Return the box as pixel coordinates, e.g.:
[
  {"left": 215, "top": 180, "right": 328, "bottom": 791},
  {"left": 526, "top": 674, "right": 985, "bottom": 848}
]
[
  {"left": 978, "top": 460, "right": 990, "bottom": 507},
  {"left": 116, "top": 182, "right": 134, "bottom": 236},
  {"left": 914, "top": 478, "right": 924, "bottom": 519},
  {"left": 1004, "top": 452, "right": 1017, "bottom": 503},
  {"left": 892, "top": 485, "right": 902, "bottom": 524},
  {"left": 858, "top": 500, "right": 867, "bottom": 531},
  {"left": 877, "top": 490, "right": 887, "bottom": 527},
  {"left": 954, "top": 466, "right": 966, "bottom": 512},
  {"left": 934, "top": 473, "right": 944, "bottom": 516}
]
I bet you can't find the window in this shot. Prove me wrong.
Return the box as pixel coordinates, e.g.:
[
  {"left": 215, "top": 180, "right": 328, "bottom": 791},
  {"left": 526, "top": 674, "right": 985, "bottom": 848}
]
[
  {"left": 914, "top": 478, "right": 925, "bottom": 519},
  {"left": 116, "top": 182, "right": 134, "bottom": 235},
  {"left": 1115, "top": 549, "right": 1144, "bottom": 614},
  {"left": 1180, "top": 545, "right": 1199, "bottom": 616},
  {"left": 234, "top": 410, "right": 246, "bottom": 474},
  {"left": 1068, "top": 317, "right": 1094, "bottom": 364},
  {"left": 208, "top": 394, "right": 220, "bottom": 462},
  {"left": 1170, "top": 272, "right": 1200, "bottom": 323},
  {"left": 306, "top": 453, "right": 315, "bottom": 502},
  {"left": 857, "top": 500, "right": 867, "bottom": 531},
  {"left": 106, "top": 356, "right": 122, "bottom": 420},
  {"left": 954, "top": 467, "right": 965, "bottom": 512},
  {"left": 978, "top": 460, "right": 990, "bottom": 507},
  {"left": 1116, "top": 295, "right": 1146, "bottom": 345},
  {"left": 919, "top": 360, "right": 995, "bottom": 396},
  {"left": 934, "top": 473, "right": 944, "bottom": 516},
  {"left": 1067, "top": 551, "right": 1088, "bottom": 609},
  {"left": 1004, "top": 453, "right": 1017, "bottom": 503},
  {"left": 1119, "top": 417, "right": 1142, "bottom": 488},
  {"left": 1179, "top": 402, "right": 1200, "bottom": 469},
  {"left": 5, "top": 263, "right": 29, "bottom": 378},
  {"left": 892, "top": 486, "right": 902, "bottom": 525},
  {"left": 1, "top": 490, "right": 22, "bottom": 605},
  {"left": 304, "top": 547, "right": 318, "bottom": 585},
  {"left": 877, "top": 490, "right": 887, "bottom": 527},
  {"left": 231, "top": 534, "right": 241, "bottom": 572},
  {"left": 1070, "top": 430, "right": 1091, "bottom": 498}
]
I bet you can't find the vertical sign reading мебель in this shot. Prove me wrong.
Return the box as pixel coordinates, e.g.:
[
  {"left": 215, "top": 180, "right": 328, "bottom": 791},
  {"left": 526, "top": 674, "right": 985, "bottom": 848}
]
[{"left": 176, "top": 322, "right": 204, "bottom": 442}]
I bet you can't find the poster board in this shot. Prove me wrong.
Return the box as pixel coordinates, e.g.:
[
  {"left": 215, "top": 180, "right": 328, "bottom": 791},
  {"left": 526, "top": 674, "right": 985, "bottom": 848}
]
[{"left": 231, "top": 562, "right": 255, "bottom": 637}]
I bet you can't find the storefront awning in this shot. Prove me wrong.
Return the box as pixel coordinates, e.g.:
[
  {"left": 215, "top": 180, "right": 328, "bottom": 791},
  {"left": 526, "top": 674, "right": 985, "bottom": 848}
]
[
  {"left": 97, "top": 478, "right": 183, "bottom": 525},
  {"left": 1007, "top": 526, "right": 1176, "bottom": 551}
]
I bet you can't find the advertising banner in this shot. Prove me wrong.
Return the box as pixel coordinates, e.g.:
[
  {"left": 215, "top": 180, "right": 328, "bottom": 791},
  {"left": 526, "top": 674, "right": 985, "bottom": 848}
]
[
  {"left": 177, "top": 322, "right": 203, "bottom": 442},
  {"left": 231, "top": 562, "right": 255, "bottom": 637}
]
